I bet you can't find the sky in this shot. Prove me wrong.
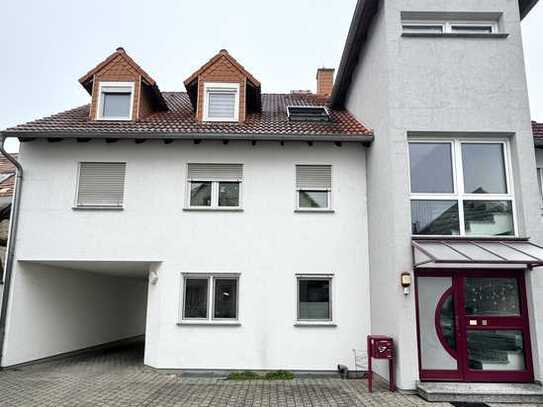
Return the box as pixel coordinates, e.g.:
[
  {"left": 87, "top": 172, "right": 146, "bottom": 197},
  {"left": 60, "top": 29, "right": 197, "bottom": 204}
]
[{"left": 0, "top": 0, "right": 542, "bottom": 153}]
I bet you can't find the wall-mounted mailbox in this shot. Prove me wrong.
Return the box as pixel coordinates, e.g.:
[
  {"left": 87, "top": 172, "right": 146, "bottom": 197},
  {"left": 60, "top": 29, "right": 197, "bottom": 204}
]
[{"left": 367, "top": 335, "right": 395, "bottom": 392}]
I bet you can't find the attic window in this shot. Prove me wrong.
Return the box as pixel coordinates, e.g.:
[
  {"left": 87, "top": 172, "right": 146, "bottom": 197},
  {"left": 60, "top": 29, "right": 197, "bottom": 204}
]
[
  {"left": 287, "top": 106, "right": 330, "bottom": 122},
  {"left": 97, "top": 82, "right": 135, "bottom": 120},
  {"left": 203, "top": 82, "right": 240, "bottom": 122}
]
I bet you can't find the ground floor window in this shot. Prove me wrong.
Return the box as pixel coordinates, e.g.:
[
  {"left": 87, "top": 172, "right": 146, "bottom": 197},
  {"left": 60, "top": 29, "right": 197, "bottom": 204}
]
[
  {"left": 181, "top": 274, "right": 239, "bottom": 321},
  {"left": 297, "top": 275, "right": 332, "bottom": 321}
]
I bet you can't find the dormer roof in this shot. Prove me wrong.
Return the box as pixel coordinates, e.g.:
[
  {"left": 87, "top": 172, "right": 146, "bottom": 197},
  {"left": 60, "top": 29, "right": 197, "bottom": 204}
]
[
  {"left": 183, "top": 49, "right": 262, "bottom": 119},
  {"left": 79, "top": 47, "right": 168, "bottom": 114},
  {"left": 183, "top": 49, "right": 260, "bottom": 88}
]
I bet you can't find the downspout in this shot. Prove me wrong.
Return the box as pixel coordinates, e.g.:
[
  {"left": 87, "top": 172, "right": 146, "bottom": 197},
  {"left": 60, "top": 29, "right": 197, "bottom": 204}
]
[{"left": 0, "top": 136, "right": 23, "bottom": 368}]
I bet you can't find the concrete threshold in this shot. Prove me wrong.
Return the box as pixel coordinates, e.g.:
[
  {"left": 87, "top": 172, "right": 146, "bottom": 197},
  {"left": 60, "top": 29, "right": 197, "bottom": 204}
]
[{"left": 417, "top": 382, "right": 543, "bottom": 403}]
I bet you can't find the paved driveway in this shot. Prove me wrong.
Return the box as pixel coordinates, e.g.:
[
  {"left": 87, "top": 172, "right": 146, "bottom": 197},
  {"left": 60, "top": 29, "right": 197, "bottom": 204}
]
[{"left": 0, "top": 343, "right": 539, "bottom": 407}]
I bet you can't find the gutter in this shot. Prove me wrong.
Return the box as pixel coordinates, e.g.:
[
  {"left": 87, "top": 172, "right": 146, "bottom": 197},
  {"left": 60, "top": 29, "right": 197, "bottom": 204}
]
[
  {"left": 0, "top": 137, "right": 23, "bottom": 368},
  {"left": 1, "top": 130, "right": 375, "bottom": 145}
]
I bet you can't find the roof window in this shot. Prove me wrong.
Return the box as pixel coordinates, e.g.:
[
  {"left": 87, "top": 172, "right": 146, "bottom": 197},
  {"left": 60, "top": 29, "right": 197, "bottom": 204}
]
[{"left": 287, "top": 106, "right": 330, "bottom": 122}]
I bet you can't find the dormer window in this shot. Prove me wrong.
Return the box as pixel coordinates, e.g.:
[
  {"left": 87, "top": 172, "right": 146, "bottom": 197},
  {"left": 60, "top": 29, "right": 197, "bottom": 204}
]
[
  {"left": 203, "top": 82, "right": 240, "bottom": 122},
  {"left": 96, "top": 81, "right": 135, "bottom": 121}
]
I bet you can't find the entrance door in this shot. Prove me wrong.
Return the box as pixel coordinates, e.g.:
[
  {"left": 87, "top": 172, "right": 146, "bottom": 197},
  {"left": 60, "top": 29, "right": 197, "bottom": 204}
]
[{"left": 416, "top": 270, "right": 533, "bottom": 382}]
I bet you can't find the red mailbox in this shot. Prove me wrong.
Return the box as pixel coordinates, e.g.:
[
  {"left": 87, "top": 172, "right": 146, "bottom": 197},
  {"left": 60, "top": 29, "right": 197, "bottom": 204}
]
[{"left": 367, "top": 335, "right": 395, "bottom": 392}]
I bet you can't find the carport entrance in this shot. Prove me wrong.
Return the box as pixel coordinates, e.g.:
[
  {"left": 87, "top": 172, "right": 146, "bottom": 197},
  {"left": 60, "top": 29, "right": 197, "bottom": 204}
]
[{"left": 1, "top": 259, "right": 159, "bottom": 368}]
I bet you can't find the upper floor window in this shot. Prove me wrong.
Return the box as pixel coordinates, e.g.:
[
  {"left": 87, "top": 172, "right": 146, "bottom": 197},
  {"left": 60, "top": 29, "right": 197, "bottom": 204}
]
[
  {"left": 96, "top": 82, "right": 135, "bottom": 121},
  {"left": 295, "top": 165, "right": 333, "bottom": 211},
  {"left": 409, "top": 140, "right": 515, "bottom": 237},
  {"left": 76, "top": 162, "right": 126, "bottom": 209},
  {"left": 402, "top": 21, "right": 498, "bottom": 35},
  {"left": 186, "top": 163, "right": 243, "bottom": 210},
  {"left": 203, "top": 82, "right": 240, "bottom": 122}
]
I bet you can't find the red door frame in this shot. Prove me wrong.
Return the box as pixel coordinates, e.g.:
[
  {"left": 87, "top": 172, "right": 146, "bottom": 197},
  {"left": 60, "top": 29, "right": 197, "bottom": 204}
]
[{"left": 415, "top": 268, "right": 534, "bottom": 383}]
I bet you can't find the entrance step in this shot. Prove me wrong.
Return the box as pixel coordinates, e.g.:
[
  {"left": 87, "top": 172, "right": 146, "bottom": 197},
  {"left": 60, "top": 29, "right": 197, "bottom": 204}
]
[{"left": 416, "top": 382, "right": 543, "bottom": 403}]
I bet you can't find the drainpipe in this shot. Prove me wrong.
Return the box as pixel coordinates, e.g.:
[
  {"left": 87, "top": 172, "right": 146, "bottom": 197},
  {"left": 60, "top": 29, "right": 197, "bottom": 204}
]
[{"left": 0, "top": 136, "right": 23, "bottom": 368}]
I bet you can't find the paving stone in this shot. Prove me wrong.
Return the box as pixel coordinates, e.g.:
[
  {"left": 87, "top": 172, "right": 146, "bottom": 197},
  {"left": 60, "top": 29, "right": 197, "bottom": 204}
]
[{"left": 0, "top": 344, "right": 539, "bottom": 406}]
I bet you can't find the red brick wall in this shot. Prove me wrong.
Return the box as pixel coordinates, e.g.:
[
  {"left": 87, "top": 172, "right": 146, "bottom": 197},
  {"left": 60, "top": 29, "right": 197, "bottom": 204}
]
[{"left": 196, "top": 55, "right": 246, "bottom": 122}]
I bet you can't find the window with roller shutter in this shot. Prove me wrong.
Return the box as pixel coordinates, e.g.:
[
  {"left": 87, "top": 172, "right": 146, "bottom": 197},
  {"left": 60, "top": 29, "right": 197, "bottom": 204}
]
[
  {"left": 203, "top": 82, "right": 240, "bottom": 122},
  {"left": 295, "top": 165, "right": 333, "bottom": 211},
  {"left": 76, "top": 162, "right": 126, "bottom": 208}
]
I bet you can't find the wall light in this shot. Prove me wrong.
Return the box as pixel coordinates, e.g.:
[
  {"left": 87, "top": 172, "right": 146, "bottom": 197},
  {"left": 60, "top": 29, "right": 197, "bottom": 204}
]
[{"left": 401, "top": 272, "right": 412, "bottom": 295}]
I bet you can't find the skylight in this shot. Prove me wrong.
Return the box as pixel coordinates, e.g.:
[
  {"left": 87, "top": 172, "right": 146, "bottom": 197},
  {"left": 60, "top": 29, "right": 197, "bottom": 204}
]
[{"left": 287, "top": 106, "right": 330, "bottom": 122}]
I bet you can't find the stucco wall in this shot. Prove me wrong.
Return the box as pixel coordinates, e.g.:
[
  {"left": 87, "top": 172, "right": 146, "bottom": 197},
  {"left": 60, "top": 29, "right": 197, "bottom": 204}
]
[
  {"left": 2, "top": 262, "right": 147, "bottom": 366},
  {"left": 346, "top": 0, "right": 541, "bottom": 389},
  {"left": 5, "top": 139, "right": 370, "bottom": 371}
]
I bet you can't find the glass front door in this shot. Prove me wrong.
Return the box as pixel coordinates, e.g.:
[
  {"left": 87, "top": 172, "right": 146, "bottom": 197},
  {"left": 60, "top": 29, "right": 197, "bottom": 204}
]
[{"left": 416, "top": 270, "right": 533, "bottom": 382}]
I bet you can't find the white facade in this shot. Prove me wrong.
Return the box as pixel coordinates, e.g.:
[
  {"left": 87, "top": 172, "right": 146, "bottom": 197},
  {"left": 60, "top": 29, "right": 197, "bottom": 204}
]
[
  {"left": 2, "top": 139, "right": 370, "bottom": 371},
  {"left": 345, "top": 0, "right": 541, "bottom": 390}
]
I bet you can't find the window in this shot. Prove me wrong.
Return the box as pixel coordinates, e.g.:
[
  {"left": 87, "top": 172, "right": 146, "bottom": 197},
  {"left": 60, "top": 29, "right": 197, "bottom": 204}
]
[
  {"left": 76, "top": 162, "right": 126, "bottom": 208},
  {"left": 409, "top": 140, "right": 514, "bottom": 236},
  {"left": 297, "top": 276, "right": 332, "bottom": 321},
  {"left": 203, "top": 82, "right": 240, "bottom": 122},
  {"left": 287, "top": 106, "right": 330, "bottom": 122},
  {"left": 96, "top": 82, "right": 134, "bottom": 120},
  {"left": 296, "top": 165, "right": 332, "bottom": 210},
  {"left": 186, "top": 164, "right": 242, "bottom": 209},
  {"left": 402, "top": 20, "right": 498, "bottom": 35},
  {"left": 181, "top": 274, "right": 239, "bottom": 322},
  {"left": 537, "top": 168, "right": 543, "bottom": 211}
]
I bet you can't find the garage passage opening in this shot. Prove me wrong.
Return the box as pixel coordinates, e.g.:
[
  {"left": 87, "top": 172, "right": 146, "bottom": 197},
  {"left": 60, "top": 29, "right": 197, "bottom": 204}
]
[{"left": 1, "top": 259, "right": 158, "bottom": 368}]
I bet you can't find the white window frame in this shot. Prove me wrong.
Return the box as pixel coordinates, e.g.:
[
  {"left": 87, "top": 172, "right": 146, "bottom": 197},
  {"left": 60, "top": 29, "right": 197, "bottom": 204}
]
[
  {"left": 96, "top": 81, "right": 135, "bottom": 121},
  {"left": 408, "top": 138, "right": 517, "bottom": 238},
  {"left": 179, "top": 273, "right": 240, "bottom": 325},
  {"left": 185, "top": 165, "right": 243, "bottom": 211},
  {"left": 74, "top": 161, "right": 127, "bottom": 209},
  {"left": 402, "top": 20, "right": 498, "bottom": 35},
  {"left": 203, "top": 82, "right": 240, "bottom": 122},
  {"left": 295, "top": 164, "right": 334, "bottom": 212},
  {"left": 295, "top": 274, "right": 335, "bottom": 327}
]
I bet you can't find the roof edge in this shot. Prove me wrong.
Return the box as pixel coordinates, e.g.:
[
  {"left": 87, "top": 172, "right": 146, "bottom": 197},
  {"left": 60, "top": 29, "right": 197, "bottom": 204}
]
[{"left": 0, "top": 130, "right": 374, "bottom": 144}]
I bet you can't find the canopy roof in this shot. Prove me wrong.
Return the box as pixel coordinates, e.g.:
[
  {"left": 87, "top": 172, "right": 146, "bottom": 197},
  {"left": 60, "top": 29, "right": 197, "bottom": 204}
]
[{"left": 413, "top": 239, "right": 543, "bottom": 268}]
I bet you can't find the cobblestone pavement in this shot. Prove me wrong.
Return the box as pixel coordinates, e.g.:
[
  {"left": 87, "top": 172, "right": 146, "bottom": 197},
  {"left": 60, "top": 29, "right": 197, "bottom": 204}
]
[{"left": 0, "top": 343, "right": 541, "bottom": 406}]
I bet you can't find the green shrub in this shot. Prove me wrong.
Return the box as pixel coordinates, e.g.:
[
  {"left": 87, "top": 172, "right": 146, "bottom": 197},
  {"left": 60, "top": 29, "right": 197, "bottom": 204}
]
[
  {"left": 227, "top": 371, "right": 260, "bottom": 380},
  {"left": 226, "top": 370, "right": 295, "bottom": 380},
  {"left": 263, "top": 370, "right": 295, "bottom": 380}
]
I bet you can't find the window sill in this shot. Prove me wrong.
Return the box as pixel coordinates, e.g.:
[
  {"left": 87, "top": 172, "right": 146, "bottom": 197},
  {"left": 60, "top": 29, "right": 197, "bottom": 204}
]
[
  {"left": 72, "top": 206, "right": 124, "bottom": 211},
  {"left": 177, "top": 321, "right": 241, "bottom": 327},
  {"left": 295, "top": 209, "right": 335, "bottom": 214},
  {"left": 401, "top": 32, "right": 509, "bottom": 39},
  {"left": 294, "top": 322, "right": 337, "bottom": 328},
  {"left": 183, "top": 207, "right": 243, "bottom": 212},
  {"left": 95, "top": 117, "right": 133, "bottom": 121}
]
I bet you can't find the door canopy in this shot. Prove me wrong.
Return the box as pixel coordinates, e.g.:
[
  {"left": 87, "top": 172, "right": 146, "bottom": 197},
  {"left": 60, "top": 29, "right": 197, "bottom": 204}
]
[{"left": 413, "top": 239, "right": 543, "bottom": 269}]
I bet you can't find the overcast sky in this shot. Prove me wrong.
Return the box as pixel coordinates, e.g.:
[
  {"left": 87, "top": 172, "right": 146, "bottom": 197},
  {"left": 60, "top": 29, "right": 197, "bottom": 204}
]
[{"left": 0, "top": 0, "right": 542, "bottom": 153}]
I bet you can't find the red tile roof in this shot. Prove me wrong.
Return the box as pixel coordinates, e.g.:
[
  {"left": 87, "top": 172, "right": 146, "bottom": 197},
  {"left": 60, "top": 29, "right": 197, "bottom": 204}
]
[
  {"left": 533, "top": 121, "right": 543, "bottom": 139},
  {"left": 1, "top": 93, "right": 372, "bottom": 140}
]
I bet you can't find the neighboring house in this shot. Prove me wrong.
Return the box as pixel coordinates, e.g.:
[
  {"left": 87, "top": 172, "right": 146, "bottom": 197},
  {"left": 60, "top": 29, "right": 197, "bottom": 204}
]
[
  {"left": 0, "top": 0, "right": 542, "bottom": 400},
  {"left": 0, "top": 156, "right": 16, "bottom": 263}
]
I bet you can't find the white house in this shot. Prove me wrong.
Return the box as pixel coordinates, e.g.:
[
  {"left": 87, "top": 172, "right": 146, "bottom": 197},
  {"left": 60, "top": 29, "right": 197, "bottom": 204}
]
[{"left": 1, "top": 0, "right": 543, "bottom": 401}]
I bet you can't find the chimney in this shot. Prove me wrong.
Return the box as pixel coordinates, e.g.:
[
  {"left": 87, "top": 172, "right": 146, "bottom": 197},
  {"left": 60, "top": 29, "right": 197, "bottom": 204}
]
[{"left": 316, "top": 68, "right": 335, "bottom": 97}]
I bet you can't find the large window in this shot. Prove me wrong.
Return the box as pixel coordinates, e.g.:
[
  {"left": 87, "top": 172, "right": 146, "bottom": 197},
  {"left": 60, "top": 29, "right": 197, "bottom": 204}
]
[
  {"left": 297, "top": 276, "right": 332, "bottom": 321},
  {"left": 181, "top": 274, "right": 239, "bottom": 321},
  {"left": 186, "top": 164, "right": 242, "bottom": 210},
  {"left": 76, "top": 162, "right": 126, "bottom": 208},
  {"left": 203, "top": 82, "right": 240, "bottom": 122},
  {"left": 96, "top": 82, "right": 134, "bottom": 120},
  {"left": 295, "top": 165, "right": 332, "bottom": 211},
  {"left": 409, "top": 140, "right": 514, "bottom": 236}
]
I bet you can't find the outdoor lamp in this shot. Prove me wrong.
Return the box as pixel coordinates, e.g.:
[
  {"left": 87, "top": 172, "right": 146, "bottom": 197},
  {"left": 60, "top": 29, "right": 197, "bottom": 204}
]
[{"left": 401, "top": 272, "right": 412, "bottom": 295}]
